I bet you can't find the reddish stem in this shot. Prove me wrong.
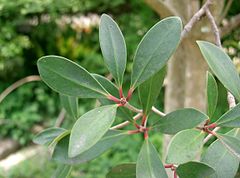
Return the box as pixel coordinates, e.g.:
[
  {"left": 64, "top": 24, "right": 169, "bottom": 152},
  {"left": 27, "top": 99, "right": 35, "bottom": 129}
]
[
  {"left": 144, "top": 130, "right": 148, "bottom": 140},
  {"left": 128, "top": 130, "right": 140, "bottom": 135},
  {"left": 134, "top": 122, "right": 141, "bottom": 129},
  {"left": 126, "top": 88, "right": 134, "bottom": 101},
  {"left": 119, "top": 87, "right": 124, "bottom": 98},
  {"left": 107, "top": 95, "right": 120, "bottom": 103},
  {"left": 207, "top": 123, "right": 217, "bottom": 129},
  {"left": 205, "top": 129, "right": 217, "bottom": 136},
  {"left": 164, "top": 164, "right": 174, "bottom": 169},
  {"left": 174, "top": 170, "right": 178, "bottom": 178},
  {"left": 141, "top": 115, "right": 147, "bottom": 126}
]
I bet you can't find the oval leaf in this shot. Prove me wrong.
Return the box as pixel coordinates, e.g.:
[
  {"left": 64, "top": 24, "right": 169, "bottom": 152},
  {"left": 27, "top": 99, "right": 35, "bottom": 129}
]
[
  {"left": 37, "top": 55, "right": 108, "bottom": 98},
  {"left": 176, "top": 161, "right": 216, "bottom": 178},
  {"left": 52, "top": 164, "right": 72, "bottom": 178},
  {"left": 53, "top": 130, "right": 126, "bottom": 165},
  {"left": 197, "top": 41, "right": 240, "bottom": 101},
  {"left": 60, "top": 94, "right": 78, "bottom": 120},
  {"left": 201, "top": 129, "right": 240, "bottom": 178},
  {"left": 136, "top": 140, "right": 167, "bottom": 178},
  {"left": 215, "top": 103, "right": 240, "bottom": 128},
  {"left": 106, "top": 163, "right": 136, "bottom": 178},
  {"left": 166, "top": 129, "right": 204, "bottom": 164},
  {"left": 92, "top": 73, "right": 119, "bottom": 99},
  {"left": 68, "top": 105, "right": 117, "bottom": 157},
  {"left": 33, "top": 127, "right": 67, "bottom": 145},
  {"left": 153, "top": 108, "right": 208, "bottom": 134},
  {"left": 206, "top": 72, "right": 218, "bottom": 118},
  {"left": 217, "top": 133, "right": 240, "bottom": 159},
  {"left": 99, "top": 14, "right": 127, "bottom": 86},
  {"left": 131, "top": 16, "right": 182, "bottom": 88},
  {"left": 138, "top": 67, "right": 166, "bottom": 115}
]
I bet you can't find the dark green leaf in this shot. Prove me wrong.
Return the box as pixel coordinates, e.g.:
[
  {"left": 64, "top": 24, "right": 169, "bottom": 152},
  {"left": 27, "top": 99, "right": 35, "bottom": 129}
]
[
  {"left": 69, "top": 105, "right": 117, "bottom": 157},
  {"left": 99, "top": 14, "right": 127, "bottom": 86},
  {"left": 92, "top": 74, "right": 119, "bottom": 97},
  {"left": 106, "top": 163, "right": 136, "bottom": 178},
  {"left": 33, "top": 127, "right": 66, "bottom": 145},
  {"left": 217, "top": 133, "right": 240, "bottom": 159},
  {"left": 176, "top": 161, "right": 216, "bottom": 178},
  {"left": 197, "top": 41, "right": 240, "bottom": 101},
  {"left": 60, "top": 94, "right": 78, "bottom": 120},
  {"left": 166, "top": 129, "right": 204, "bottom": 164},
  {"left": 153, "top": 108, "right": 208, "bottom": 134},
  {"left": 215, "top": 103, "right": 240, "bottom": 128},
  {"left": 116, "top": 107, "right": 134, "bottom": 122},
  {"left": 52, "top": 130, "right": 127, "bottom": 165},
  {"left": 37, "top": 55, "right": 108, "bottom": 98},
  {"left": 93, "top": 74, "right": 134, "bottom": 122},
  {"left": 201, "top": 129, "right": 240, "bottom": 178},
  {"left": 138, "top": 67, "right": 166, "bottom": 115},
  {"left": 206, "top": 72, "right": 218, "bottom": 118},
  {"left": 52, "top": 164, "right": 72, "bottom": 178},
  {"left": 136, "top": 140, "right": 167, "bottom": 178},
  {"left": 131, "top": 17, "right": 182, "bottom": 88}
]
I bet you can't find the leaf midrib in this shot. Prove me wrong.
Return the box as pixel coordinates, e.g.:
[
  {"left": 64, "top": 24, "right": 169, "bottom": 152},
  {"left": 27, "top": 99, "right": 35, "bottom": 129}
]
[
  {"left": 132, "top": 38, "right": 166, "bottom": 88},
  {"left": 146, "top": 142, "right": 155, "bottom": 178},
  {"left": 107, "top": 24, "right": 121, "bottom": 85},
  {"left": 42, "top": 64, "right": 107, "bottom": 96},
  {"left": 217, "top": 115, "right": 240, "bottom": 126},
  {"left": 202, "top": 44, "right": 240, "bottom": 100}
]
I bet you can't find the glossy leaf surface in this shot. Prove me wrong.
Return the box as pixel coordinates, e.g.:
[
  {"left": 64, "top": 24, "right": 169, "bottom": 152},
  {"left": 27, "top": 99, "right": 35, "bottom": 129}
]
[
  {"left": 33, "top": 127, "right": 67, "bottom": 145},
  {"left": 138, "top": 67, "right": 166, "bottom": 115},
  {"left": 197, "top": 41, "right": 240, "bottom": 101},
  {"left": 136, "top": 140, "right": 167, "bottom": 178},
  {"left": 216, "top": 103, "right": 240, "bottom": 128},
  {"left": 153, "top": 108, "right": 208, "bottom": 134},
  {"left": 166, "top": 129, "right": 204, "bottom": 164},
  {"left": 53, "top": 130, "right": 126, "bottom": 165},
  {"left": 217, "top": 133, "right": 240, "bottom": 159},
  {"left": 69, "top": 105, "right": 117, "bottom": 157},
  {"left": 60, "top": 94, "right": 78, "bottom": 120},
  {"left": 37, "top": 55, "right": 107, "bottom": 98},
  {"left": 201, "top": 129, "right": 240, "bottom": 178},
  {"left": 93, "top": 74, "right": 134, "bottom": 122},
  {"left": 92, "top": 74, "right": 119, "bottom": 97},
  {"left": 206, "top": 72, "right": 218, "bottom": 118},
  {"left": 176, "top": 161, "right": 216, "bottom": 178},
  {"left": 99, "top": 14, "right": 127, "bottom": 86},
  {"left": 131, "top": 17, "right": 182, "bottom": 88}
]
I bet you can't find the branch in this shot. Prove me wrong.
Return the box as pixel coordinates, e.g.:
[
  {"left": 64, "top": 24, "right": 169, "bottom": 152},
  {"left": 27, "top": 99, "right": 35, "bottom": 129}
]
[
  {"left": 124, "top": 102, "right": 142, "bottom": 113},
  {"left": 0, "top": 75, "right": 41, "bottom": 103},
  {"left": 206, "top": 8, "right": 222, "bottom": 47},
  {"left": 181, "top": 0, "right": 212, "bottom": 38},
  {"left": 203, "top": 6, "right": 237, "bottom": 144},
  {"left": 203, "top": 127, "right": 220, "bottom": 143},
  {"left": 144, "top": 0, "right": 175, "bottom": 17},
  {"left": 220, "top": 13, "right": 240, "bottom": 37},
  {"left": 152, "top": 106, "right": 166, "bottom": 116},
  {"left": 110, "top": 113, "right": 142, "bottom": 130}
]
